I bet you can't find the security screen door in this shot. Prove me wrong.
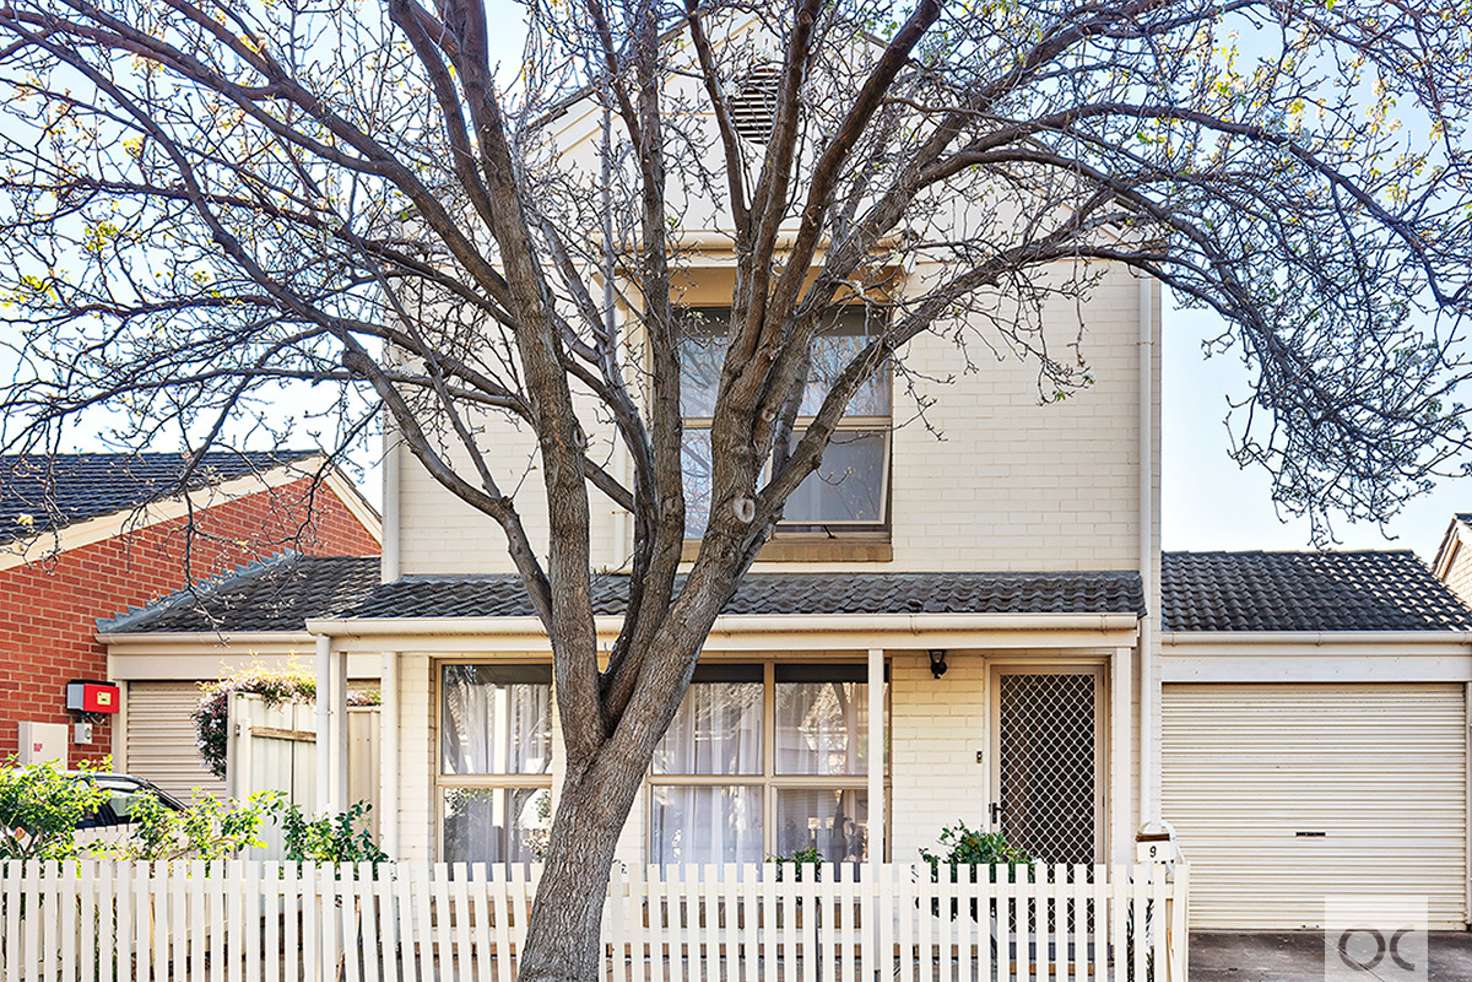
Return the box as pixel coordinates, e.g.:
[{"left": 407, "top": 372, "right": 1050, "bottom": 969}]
[{"left": 989, "top": 666, "right": 1105, "bottom": 865}]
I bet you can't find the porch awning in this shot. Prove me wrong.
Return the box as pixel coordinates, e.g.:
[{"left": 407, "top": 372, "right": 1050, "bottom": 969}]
[{"left": 336, "top": 569, "right": 1146, "bottom": 620}]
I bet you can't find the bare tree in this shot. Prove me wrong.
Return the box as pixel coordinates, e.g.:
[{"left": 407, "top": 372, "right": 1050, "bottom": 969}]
[{"left": 0, "top": 0, "right": 1469, "bottom": 974}]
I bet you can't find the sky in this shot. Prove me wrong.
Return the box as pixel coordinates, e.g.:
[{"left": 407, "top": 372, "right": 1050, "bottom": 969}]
[{"left": 1161, "top": 303, "right": 1466, "bottom": 563}]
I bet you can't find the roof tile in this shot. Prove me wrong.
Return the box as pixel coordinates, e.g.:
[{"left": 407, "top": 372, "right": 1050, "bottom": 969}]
[
  {"left": 337, "top": 570, "right": 1146, "bottom": 620},
  {"left": 1160, "top": 550, "right": 1472, "bottom": 632},
  {"left": 0, "top": 451, "right": 320, "bottom": 546},
  {"left": 98, "top": 553, "right": 379, "bottom": 633}
]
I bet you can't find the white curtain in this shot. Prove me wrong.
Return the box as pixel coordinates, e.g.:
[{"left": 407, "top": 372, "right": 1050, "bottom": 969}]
[
  {"left": 649, "top": 785, "right": 763, "bottom": 865},
  {"left": 776, "top": 681, "right": 868, "bottom": 775},
  {"left": 653, "top": 681, "right": 762, "bottom": 774},
  {"left": 441, "top": 667, "right": 553, "bottom": 775}
]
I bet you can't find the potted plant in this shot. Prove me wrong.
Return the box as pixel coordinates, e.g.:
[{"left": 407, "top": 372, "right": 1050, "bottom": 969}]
[{"left": 916, "top": 820, "right": 1031, "bottom": 972}]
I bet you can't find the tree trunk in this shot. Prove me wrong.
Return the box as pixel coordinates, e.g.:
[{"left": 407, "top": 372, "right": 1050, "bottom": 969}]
[{"left": 516, "top": 755, "right": 648, "bottom": 982}]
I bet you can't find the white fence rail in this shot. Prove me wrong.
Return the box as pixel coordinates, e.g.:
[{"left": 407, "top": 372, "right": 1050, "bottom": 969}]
[{"left": 0, "top": 861, "right": 1188, "bottom": 982}]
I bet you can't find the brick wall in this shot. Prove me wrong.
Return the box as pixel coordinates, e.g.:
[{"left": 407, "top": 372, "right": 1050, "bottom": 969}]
[{"left": 0, "top": 476, "right": 379, "bottom": 767}]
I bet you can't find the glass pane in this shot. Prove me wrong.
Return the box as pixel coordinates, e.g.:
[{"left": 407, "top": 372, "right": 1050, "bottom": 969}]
[
  {"left": 801, "top": 308, "right": 891, "bottom": 417},
  {"left": 440, "top": 665, "right": 553, "bottom": 775},
  {"left": 776, "top": 679, "right": 868, "bottom": 774},
  {"left": 648, "top": 785, "right": 763, "bottom": 865},
  {"left": 442, "top": 787, "right": 552, "bottom": 863},
  {"left": 782, "top": 429, "right": 887, "bottom": 524},
  {"left": 654, "top": 680, "right": 763, "bottom": 775},
  {"left": 677, "top": 306, "right": 890, "bottom": 418},
  {"left": 774, "top": 788, "right": 868, "bottom": 862},
  {"left": 682, "top": 427, "right": 713, "bottom": 538},
  {"left": 677, "top": 309, "right": 730, "bottom": 417}
]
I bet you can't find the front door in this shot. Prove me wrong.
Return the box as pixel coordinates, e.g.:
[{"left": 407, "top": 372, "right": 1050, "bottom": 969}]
[{"left": 989, "top": 666, "right": 1105, "bottom": 864}]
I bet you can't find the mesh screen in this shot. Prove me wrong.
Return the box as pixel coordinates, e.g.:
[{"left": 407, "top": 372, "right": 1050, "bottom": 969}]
[{"left": 997, "top": 672, "right": 1098, "bottom": 864}]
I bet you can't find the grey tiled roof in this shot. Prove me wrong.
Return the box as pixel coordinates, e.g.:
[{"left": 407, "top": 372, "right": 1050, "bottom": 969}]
[
  {"left": 1160, "top": 550, "right": 1472, "bottom": 633},
  {"left": 0, "top": 451, "right": 319, "bottom": 546},
  {"left": 335, "top": 570, "right": 1146, "bottom": 620},
  {"left": 99, "top": 554, "right": 380, "bottom": 634},
  {"left": 101, "top": 549, "right": 1472, "bottom": 637}
]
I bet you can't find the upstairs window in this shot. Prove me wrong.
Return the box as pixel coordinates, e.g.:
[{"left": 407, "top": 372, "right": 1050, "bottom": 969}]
[{"left": 679, "top": 306, "right": 892, "bottom": 540}]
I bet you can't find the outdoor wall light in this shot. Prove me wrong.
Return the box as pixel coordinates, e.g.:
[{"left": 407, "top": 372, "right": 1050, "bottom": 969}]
[{"left": 928, "top": 649, "right": 949, "bottom": 679}]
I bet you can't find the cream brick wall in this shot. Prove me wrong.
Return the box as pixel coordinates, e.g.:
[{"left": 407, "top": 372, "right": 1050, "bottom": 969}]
[
  {"left": 1440, "top": 532, "right": 1472, "bottom": 607},
  {"left": 888, "top": 651, "right": 988, "bottom": 862},
  {"left": 395, "top": 387, "right": 626, "bottom": 576},
  {"left": 393, "top": 266, "right": 1158, "bottom": 576},
  {"left": 396, "top": 653, "right": 435, "bottom": 860}
]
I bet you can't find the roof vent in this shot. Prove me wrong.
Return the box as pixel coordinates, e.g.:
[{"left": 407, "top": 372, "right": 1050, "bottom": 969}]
[{"left": 728, "top": 64, "right": 782, "bottom": 143}]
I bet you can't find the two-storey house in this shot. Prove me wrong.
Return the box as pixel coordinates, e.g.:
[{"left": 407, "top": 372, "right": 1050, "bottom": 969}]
[{"left": 100, "top": 29, "right": 1472, "bottom": 934}]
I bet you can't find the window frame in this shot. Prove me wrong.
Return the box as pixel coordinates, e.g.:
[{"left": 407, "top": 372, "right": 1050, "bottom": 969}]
[
  {"left": 433, "top": 659, "right": 556, "bottom": 862},
  {"left": 676, "top": 305, "right": 895, "bottom": 541},
  {"left": 645, "top": 659, "right": 891, "bottom": 862}
]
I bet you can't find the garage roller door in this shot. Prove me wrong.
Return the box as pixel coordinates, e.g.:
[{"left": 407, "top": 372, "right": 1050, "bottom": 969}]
[
  {"left": 1163, "top": 683, "right": 1468, "bottom": 929},
  {"left": 124, "top": 681, "right": 226, "bottom": 803}
]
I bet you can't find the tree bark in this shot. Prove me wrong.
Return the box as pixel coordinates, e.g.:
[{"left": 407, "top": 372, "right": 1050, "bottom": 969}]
[{"left": 517, "top": 752, "right": 649, "bottom": 982}]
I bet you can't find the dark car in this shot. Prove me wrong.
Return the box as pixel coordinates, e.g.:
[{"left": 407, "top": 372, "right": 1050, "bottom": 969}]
[{"left": 71, "top": 773, "right": 186, "bottom": 842}]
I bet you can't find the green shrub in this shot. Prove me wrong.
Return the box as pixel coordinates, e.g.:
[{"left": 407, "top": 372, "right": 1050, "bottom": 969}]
[
  {"left": 769, "top": 845, "right": 823, "bottom": 882},
  {"left": 269, "top": 799, "right": 387, "bottom": 864},
  {"left": 0, "top": 759, "right": 110, "bottom": 860},
  {"left": 919, "top": 821, "right": 1031, "bottom": 922},
  {"left": 114, "top": 790, "right": 282, "bottom": 861},
  {"left": 919, "top": 821, "right": 1030, "bottom": 869}
]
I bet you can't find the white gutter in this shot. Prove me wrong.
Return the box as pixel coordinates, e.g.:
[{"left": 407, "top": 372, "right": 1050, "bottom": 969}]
[
  {"left": 1137, "top": 274, "right": 1158, "bottom": 829},
  {"left": 1162, "top": 630, "right": 1472, "bottom": 646},
  {"left": 306, "top": 610, "right": 1142, "bottom": 638},
  {"left": 98, "top": 630, "right": 315, "bottom": 645}
]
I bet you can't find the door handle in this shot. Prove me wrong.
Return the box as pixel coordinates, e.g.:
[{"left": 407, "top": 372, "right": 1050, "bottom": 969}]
[{"left": 989, "top": 801, "right": 1004, "bottom": 824}]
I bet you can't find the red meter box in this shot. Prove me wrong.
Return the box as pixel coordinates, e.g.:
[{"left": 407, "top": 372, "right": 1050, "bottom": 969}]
[{"left": 65, "top": 680, "right": 120, "bottom": 714}]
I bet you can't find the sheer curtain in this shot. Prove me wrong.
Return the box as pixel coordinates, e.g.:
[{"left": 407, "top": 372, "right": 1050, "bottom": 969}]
[
  {"left": 440, "top": 665, "right": 553, "bottom": 775},
  {"left": 649, "top": 785, "right": 763, "bottom": 865},
  {"left": 775, "top": 788, "right": 868, "bottom": 862},
  {"left": 654, "top": 679, "right": 762, "bottom": 775},
  {"left": 775, "top": 670, "right": 868, "bottom": 775},
  {"left": 650, "top": 667, "right": 764, "bottom": 864},
  {"left": 443, "top": 787, "right": 552, "bottom": 863},
  {"left": 439, "top": 665, "right": 553, "bottom": 864}
]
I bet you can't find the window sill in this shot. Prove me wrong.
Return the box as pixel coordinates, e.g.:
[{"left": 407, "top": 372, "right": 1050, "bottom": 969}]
[{"left": 682, "top": 536, "right": 893, "bottom": 563}]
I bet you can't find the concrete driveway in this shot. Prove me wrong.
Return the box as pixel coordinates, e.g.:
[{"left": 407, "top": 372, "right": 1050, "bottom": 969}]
[{"left": 1191, "top": 932, "right": 1472, "bottom": 982}]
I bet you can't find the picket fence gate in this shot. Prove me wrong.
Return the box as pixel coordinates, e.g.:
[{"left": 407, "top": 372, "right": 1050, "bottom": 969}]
[{"left": 0, "top": 861, "right": 1188, "bottom": 982}]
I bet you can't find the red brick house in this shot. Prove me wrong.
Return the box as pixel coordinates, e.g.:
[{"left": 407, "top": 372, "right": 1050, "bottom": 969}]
[{"left": 0, "top": 451, "right": 380, "bottom": 768}]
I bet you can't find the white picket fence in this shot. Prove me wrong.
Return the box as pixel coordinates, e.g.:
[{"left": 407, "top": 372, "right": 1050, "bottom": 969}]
[{"left": 0, "top": 861, "right": 1188, "bottom": 982}]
